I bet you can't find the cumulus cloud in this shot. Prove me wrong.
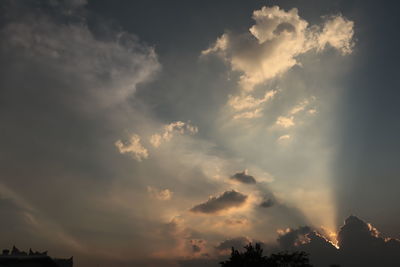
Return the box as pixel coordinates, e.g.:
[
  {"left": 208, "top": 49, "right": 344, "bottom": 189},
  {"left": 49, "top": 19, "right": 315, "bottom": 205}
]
[
  {"left": 115, "top": 134, "right": 149, "bottom": 161},
  {"left": 190, "top": 190, "right": 248, "bottom": 214},
  {"left": 230, "top": 170, "right": 257, "bottom": 184},
  {"left": 203, "top": 5, "right": 353, "bottom": 120},
  {"left": 150, "top": 121, "right": 198, "bottom": 147},
  {"left": 203, "top": 6, "right": 354, "bottom": 91},
  {"left": 147, "top": 186, "right": 173, "bottom": 200},
  {"left": 317, "top": 15, "right": 354, "bottom": 55}
]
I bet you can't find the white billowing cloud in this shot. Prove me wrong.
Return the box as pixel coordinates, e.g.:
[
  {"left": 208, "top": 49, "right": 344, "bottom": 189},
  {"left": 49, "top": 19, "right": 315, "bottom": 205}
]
[
  {"left": 147, "top": 186, "right": 173, "bottom": 200},
  {"left": 203, "top": 6, "right": 354, "bottom": 91},
  {"left": 115, "top": 134, "right": 149, "bottom": 161},
  {"left": 276, "top": 116, "right": 295, "bottom": 128},
  {"left": 150, "top": 121, "right": 198, "bottom": 147},
  {"left": 317, "top": 15, "right": 354, "bottom": 55}
]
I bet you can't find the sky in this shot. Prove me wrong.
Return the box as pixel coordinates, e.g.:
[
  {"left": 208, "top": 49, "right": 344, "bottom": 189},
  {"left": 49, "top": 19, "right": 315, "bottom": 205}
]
[{"left": 0, "top": 0, "right": 399, "bottom": 266}]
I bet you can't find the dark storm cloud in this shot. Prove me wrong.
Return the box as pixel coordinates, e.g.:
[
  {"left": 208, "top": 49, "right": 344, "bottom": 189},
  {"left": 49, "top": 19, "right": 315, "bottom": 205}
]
[
  {"left": 230, "top": 171, "right": 256, "bottom": 184},
  {"left": 190, "top": 190, "right": 247, "bottom": 214},
  {"left": 275, "top": 216, "right": 400, "bottom": 267},
  {"left": 336, "top": 216, "right": 400, "bottom": 266}
]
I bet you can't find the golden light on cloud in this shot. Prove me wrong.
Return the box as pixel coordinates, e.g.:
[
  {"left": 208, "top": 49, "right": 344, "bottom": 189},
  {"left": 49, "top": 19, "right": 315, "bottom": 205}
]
[
  {"left": 115, "top": 134, "right": 149, "bottom": 161},
  {"left": 277, "top": 134, "right": 291, "bottom": 142},
  {"left": 320, "top": 226, "right": 340, "bottom": 248},
  {"left": 276, "top": 116, "right": 295, "bottom": 128}
]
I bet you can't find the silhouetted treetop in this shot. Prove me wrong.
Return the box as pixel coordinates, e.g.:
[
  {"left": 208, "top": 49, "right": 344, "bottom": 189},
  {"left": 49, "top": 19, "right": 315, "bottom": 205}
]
[{"left": 220, "top": 243, "right": 312, "bottom": 267}]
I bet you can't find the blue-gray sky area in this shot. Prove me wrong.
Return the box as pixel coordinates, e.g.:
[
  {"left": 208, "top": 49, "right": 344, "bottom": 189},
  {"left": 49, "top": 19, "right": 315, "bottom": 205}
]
[{"left": 0, "top": 0, "right": 399, "bottom": 266}]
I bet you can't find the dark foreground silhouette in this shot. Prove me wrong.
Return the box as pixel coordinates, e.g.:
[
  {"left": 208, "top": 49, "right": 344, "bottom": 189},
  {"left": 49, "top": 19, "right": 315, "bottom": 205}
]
[
  {"left": 0, "top": 246, "right": 72, "bottom": 267},
  {"left": 220, "top": 243, "right": 312, "bottom": 267}
]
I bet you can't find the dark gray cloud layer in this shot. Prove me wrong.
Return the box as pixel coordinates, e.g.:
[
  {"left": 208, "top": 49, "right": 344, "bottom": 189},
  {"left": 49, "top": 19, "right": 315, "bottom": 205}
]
[
  {"left": 230, "top": 171, "right": 256, "bottom": 184},
  {"left": 190, "top": 190, "right": 247, "bottom": 214},
  {"left": 215, "top": 237, "right": 250, "bottom": 251},
  {"left": 260, "top": 198, "right": 274, "bottom": 208}
]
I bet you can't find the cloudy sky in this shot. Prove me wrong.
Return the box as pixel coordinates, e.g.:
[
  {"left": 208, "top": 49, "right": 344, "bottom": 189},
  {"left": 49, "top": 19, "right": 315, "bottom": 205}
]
[{"left": 1, "top": 0, "right": 399, "bottom": 266}]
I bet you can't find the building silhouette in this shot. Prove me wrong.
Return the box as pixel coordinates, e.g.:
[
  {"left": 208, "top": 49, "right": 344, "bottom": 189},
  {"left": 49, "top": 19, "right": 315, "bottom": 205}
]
[{"left": 0, "top": 246, "right": 72, "bottom": 267}]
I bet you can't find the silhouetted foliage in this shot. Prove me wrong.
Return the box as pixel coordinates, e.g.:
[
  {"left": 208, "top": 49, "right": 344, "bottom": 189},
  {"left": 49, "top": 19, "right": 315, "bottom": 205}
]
[
  {"left": 267, "top": 251, "right": 312, "bottom": 267},
  {"left": 220, "top": 243, "right": 268, "bottom": 267},
  {"left": 220, "top": 243, "right": 312, "bottom": 267}
]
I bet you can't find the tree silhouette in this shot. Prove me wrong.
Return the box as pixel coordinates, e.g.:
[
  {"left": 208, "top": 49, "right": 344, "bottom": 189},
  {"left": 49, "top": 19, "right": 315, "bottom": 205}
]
[
  {"left": 220, "top": 243, "right": 312, "bottom": 267},
  {"left": 220, "top": 243, "right": 268, "bottom": 267},
  {"left": 267, "top": 251, "right": 312, "bottom": 267}
]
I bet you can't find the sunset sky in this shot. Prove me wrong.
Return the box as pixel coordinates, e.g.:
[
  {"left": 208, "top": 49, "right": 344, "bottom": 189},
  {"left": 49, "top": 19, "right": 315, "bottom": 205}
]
[{"left": 1, "top": 0, "right": 399, "bottom": 266}]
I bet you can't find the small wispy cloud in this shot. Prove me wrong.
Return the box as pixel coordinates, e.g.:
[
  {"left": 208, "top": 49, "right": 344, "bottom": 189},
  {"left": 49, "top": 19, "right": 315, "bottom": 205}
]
[
  {"left": 147, "top": 186, "right": 173, "bottom": 200},
  {"left": 228, "top": 90, "right": 277, "bottom": 111},
  {"left": 277, "top": 134, "right": 291, "bottom": 143},
  {"left": 150, "top": 121, "right": 198, "bottom": 147},
  {"left": 115, "top": 134, "right": 149, "bottom": 161},
  {"left": 276, "top": 116, "right": 295, "bottom": 128}
]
